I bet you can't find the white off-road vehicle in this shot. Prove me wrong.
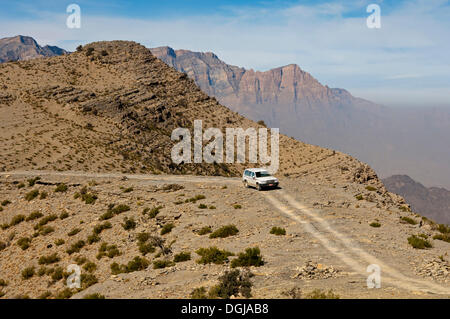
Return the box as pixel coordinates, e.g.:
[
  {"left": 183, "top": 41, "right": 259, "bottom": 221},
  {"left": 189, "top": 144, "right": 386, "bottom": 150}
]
[{"left": 242, "top": 168, "right": 279, "bottom": 191}]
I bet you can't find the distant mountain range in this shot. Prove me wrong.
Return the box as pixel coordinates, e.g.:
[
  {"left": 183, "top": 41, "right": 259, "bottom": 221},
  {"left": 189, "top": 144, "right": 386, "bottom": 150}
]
[
  {"left": 150, "top": 46, "right": 450, "bottom": 190},
  {"left": 0, "top": 35, "right": 68, "bottom": 63},
  {"left": 383, "top": 175, "right": 450, "bottom": 225}
]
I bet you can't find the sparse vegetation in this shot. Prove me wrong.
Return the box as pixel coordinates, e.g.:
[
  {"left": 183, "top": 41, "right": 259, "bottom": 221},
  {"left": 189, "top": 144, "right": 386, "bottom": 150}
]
[
  {"left": 68, "top": 228, "right": 81, "bottom": 236},
  {"left": 66, "top": 240, "right": 86, "bottom": 255},
  {"left": 25, "top": 189, "right": 39, "bottom": 201},
  {"left": 433, "top": 233, "right": 450, "bottom": 243},
  {"left": 121, "top": 217, "right": 136, "bottom": 230},
  {"left": 209, "top": 225, "right": 239, "bottom": 239},
  {"left": 196, "top": 247, "right": 234, "bottom": 265},
  {"left": 110, "top": 256, "right": 149, "bottom": 274},
  {"left": 401, "top": 216, "right": 418, "bottom": 225},
  {"left": 231, "top": 247, "right": 264, "bottom": 268},
  {"left": 97, "top": 242, "right": 121, "bottom": 259},
  {"left": 1, "top": 199, "right": 11, "bottom": 206},
  {"left": 54, "top": 183, "right": 68, "bottom": 193},
  {"left": 161, "top": 223, "right": 175, "bottom": 235},
  {"left": 355, "top": 194, "right": 363, "bottom": 201},
  {"left": 84, "top": 293, "right": 105, "bottom": 299},
  {"left": 153, "top": 259, "right": 175, "bottom": 269},
  {"left": 21, "top": 266, "right": 35, "bottom": 279},
  {"left": 197, "top": 226, "right": 212, "bottom": 235},
  {"left": 365, "top": 186, "right": 377, "bottom": 192},
  {"left": 38, "top": 253, "right": 60, "bottom": 265},
  {"left": 304, "top": 289, "right": 340, "bottom": 299},
  {"left": 408, "top": 235, "right": 432, "bottom": 249},
  {"left": 174, "top": 252, "right": 191, "bottom": 262},
  {"left": 208, "top": 269, "right": 253, "bottom": 299},
  {"left": 370, "top": 222, "right": 381, "bottom": 228},
  {"left": 233, "top": 204, "right": 242, "bottom": 209},
  {"left": 17, "top": 237, "right": 32, "bottom": 250},
  {"left": 93, "top": 222, "right": 112, "bottom": 234},
  {"left": 10, "top": 214, "right": 26, "bottom": 226},
  {"left": 26, "top": 211, "right": 43, "bottom": 221},
  {"left": 270, "top": 227, "right": 286, "bottom": 235}
]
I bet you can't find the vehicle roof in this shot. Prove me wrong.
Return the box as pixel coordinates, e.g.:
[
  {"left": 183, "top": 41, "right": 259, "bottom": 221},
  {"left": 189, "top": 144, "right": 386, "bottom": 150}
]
[{"left": 244, "top": 168, "right": 270, "bottom": 172}]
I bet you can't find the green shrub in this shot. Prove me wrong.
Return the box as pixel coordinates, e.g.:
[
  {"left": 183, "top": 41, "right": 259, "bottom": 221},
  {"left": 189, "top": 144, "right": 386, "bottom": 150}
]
[
  {"left": 17, "top": 182, "right": 25, "bottom": 189},
  {"left": 10, "top": 214, "right": 26, "bottom": 226},
  {"left": 370, "top": 222, "right": 381, "bottom": 228},
  {"left": 112, "top": 204, "right": 130, "bottom": 214},
  {"left": 401, "top": 216, "right": 417, "bottom": 225},
  {"left": 433, "top": 233, "right": 450, "bottom": 243},
  {"left": 1, "top": 200, "right": 11, "bottom": 206},
  {"left": 38, "top": 226, "right": 54, "bottom": 236},
  {"left": 355, "top": 194, "right": 363, "bottom": 201},
  {"left": 93, "top": 222, "right": 112, "bottom": 234},
  {"left": 197, "top": 226, "right": 212, "bottom": 235},
  {"left": 55, "top": 288, "right": 74, "bottom": 299},
  {"left": 66, "top": 240, "right": 86, "bottom": 255},
  {"left": 153, "top": 259, "right": 175, "bottom": 269},
  {"left": 233, "top": 204, "right": 242, "bottom": 209},
  {"left": 147, "top": 206, "right": 163, "bottom": 218},
  {"left": 231, "top": 247, "right": 264, "bottom": 268},
  {"left": 60, "top": 211, "right": 69, "bottom": 219},
  {"left": 35, "top": 214, "right": 58, "bottom": 228},
  {"left": 0, "top": 241, "right": 6, "bottom": 251},
  {"left": 270, "top": 227, "right": 286, "bottom": 235},
  {"left": 185, "top": 195, "right": 206, "bottom": 203},
  {"left": 38, "top": 253, "right": 60, "bottom": 265},
  {"left": 55, "top": 239, "right": 65, "bottom": 246},
  {"left": 161, "top": 223, "right": 175, "bottom": 235},
  {"left": 84, "top": 293, "right": 105, "bottom": 299},
  {"left": 39, "top": 191, "right": 48, "bottom": 199},
  {"left": 111, "top": 256, "right": 149, "bottom": 274},
  {"left": 365, "top": 186, "right": 377, "bottom": 191},
  {"left": 97, "top": 243, "right": 120, "bottom": 259},
  {"left": 21, "top": 266, "right": 35, "bottom": 279},
  {"left": 304, "top": 289, "right": 340, "bottom": 299},
  {"left": 54, "top": 183, "right": 68, "bottom": 193},
  {"left": 408, "top": 235, "right": 432, "bottom": 249},
  {"left": 27, "top": 177, "right": 40, "bottom": 187},
  {"left": 38, "top": 291, "right": 52, "bottom": 299},
  {"left": 81, "top": 273, "right": 98, "bottom": 289},
  {"left": 68, "top": 228, "right": 81, "bottom": 236},
  {"left": 121, "top": 217, "right": 136, "bottom": 230},
  {"left": 87, "top": 233, "right": 101, "bottom": 244},
  {"left": 196, "top": 247, "right": 233, "bottom": 265},
  {"left": 437, "top": 224, "right": 450, "bottom": 234},
  {"left": 51, "top": 266, "right": 65, "bottom": 281},
  {"left": 138, "top": 242, "right": 155, "bottom": 255},
  {"left": 190, "top": 287, "right": 208, "bottom": 299},
  {"left": 0, "top": 279, "right": 7, "bottom": 287},
  {"left": 198, "top": 204, "right": 207, "bottom": 209},
  {"left": 208, "top": 269, "right": 252, "bottom": 299},
  {"left": 174, "top": 252, "right": 191, "bottom": 262},
  {"left": 209, "top": 225, "right": 239, "bottom": 239},
  {"left": 83, "top": 262, "right": 97, "bottom": 273},
  {"left": 17, "top": 237, "right": 32, "bottom": 250},
  {"left": 26, "top": 211, "right": 43, "bottom": 221},
  {"left": 123, "top": 187, "right": 133, "bottom": 193}
]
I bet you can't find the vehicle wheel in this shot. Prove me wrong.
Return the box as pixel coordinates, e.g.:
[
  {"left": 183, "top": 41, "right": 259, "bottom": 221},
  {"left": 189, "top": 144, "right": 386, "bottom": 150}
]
[
  {"left": 257, "top": 183, "right": 262, "bottom": 191},
  {"left": 244, "top": 180, "right": 249, "bottom": 188}
]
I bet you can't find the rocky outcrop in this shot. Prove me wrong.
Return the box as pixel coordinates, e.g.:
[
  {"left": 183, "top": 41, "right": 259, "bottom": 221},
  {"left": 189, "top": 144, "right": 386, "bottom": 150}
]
[
  {"left": 0, "top": 35, "right": 68, "bottom": 63},
  {"left": 383, "top": 175, "right": 450, "bottom": 225}
]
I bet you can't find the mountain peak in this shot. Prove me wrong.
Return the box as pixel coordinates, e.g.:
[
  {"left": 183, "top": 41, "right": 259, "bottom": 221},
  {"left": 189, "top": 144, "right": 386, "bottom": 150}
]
[{"left": 0, "top": 35, "right": 67, "bottom": 63}]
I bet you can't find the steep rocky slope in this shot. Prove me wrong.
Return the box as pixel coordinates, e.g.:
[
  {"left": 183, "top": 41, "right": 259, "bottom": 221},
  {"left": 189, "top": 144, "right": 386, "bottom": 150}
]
[
  {"left": 0, "top": 35, "right": 68, "bottom": 63},
  {"left": 0, "top": 40, "right": 390, "bottom": 189},
  {"left": 383, "top": 175, "right": 450, "bottom": 225}
]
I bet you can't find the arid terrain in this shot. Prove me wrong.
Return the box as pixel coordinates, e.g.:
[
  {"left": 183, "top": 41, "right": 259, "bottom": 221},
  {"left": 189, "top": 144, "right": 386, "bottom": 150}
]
[
  {"left": 0, "top": 171, "right": 448, "bottom": 299},
  {"left": 0, "top": 40, "right": 448, "bottom": 299}
]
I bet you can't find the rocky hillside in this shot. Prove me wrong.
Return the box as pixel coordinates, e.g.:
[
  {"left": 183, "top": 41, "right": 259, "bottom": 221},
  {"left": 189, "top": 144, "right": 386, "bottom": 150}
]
[
  {"left": 0, "top": 40, "right": 392, "bottom": 191},
  {"left": 0, "top": 35, "right": 68, "bottom": 63},
  {"left": 383, "top": 175, "right": 450, "bottom": 225}
]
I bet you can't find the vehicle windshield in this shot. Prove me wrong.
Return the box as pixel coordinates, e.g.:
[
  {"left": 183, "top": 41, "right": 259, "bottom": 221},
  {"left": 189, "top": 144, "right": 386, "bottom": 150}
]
[{"left": 255, "top": 171, "right": 271, "bottom": 177}]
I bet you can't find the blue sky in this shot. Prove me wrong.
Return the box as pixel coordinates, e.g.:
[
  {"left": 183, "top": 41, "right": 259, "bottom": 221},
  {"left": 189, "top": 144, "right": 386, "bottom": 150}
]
[{"left": 1, "top": 0, "right": 450, "bottom": 107}]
